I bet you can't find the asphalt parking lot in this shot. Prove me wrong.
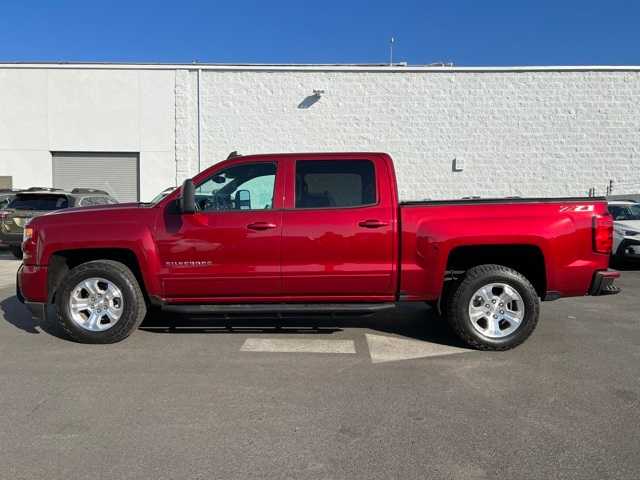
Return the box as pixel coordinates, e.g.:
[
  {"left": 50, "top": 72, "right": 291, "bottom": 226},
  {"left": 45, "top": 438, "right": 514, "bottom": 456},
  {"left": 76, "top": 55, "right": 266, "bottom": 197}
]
[{"left": 0, "top": 252, "right": 638, "bottom": 480}]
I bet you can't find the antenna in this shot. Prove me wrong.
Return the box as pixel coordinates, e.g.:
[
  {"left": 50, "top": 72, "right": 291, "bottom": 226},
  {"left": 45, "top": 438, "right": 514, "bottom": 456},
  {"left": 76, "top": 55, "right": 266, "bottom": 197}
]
[{"left": 389, "top": 37, "right": 395, "bottom": 66}]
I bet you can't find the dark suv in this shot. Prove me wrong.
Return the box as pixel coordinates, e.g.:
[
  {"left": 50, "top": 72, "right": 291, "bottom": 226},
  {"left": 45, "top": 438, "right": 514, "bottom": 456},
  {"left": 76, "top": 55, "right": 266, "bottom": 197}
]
[{"left": 0, "top": 188, "right": 117, "bottom": 258}]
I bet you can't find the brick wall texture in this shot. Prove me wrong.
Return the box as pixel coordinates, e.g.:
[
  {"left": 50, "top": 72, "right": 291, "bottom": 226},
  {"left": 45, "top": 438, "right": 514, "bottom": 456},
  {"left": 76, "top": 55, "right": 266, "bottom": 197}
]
[{"left": 175, "top": 69, "right": 640, "bottom": 201}]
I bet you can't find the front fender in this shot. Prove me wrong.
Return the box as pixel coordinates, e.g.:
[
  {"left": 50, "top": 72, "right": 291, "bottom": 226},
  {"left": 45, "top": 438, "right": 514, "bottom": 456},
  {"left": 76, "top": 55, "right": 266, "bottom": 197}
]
[{"left": 36, "top": 215, "right": 162, "bottom": 298}]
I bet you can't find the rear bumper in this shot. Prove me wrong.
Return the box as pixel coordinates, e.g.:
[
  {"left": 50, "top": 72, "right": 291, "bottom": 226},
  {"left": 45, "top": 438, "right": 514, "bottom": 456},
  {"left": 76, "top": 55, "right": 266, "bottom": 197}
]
[
  {"left": 0, "top": 230, "right": 22, "bottom": 246},
  {"left": 589, "top": 270, "right": 621, "bottom": 296}
]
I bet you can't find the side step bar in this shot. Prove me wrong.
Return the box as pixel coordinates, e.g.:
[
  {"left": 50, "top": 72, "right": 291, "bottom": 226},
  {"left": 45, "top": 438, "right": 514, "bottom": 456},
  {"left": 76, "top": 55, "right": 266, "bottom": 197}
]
[{"left": 161, "top": 303, "right": 396, "bottom": 315}]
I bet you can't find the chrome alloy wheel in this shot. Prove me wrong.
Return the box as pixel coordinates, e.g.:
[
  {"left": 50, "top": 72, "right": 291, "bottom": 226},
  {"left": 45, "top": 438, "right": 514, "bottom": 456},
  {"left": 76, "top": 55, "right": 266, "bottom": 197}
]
[
  {"left": 68, "top": 277, "right": 124, "bottom": 332},
  {"left": 468, "top": 283, "right": 525, "bottom": 339}
]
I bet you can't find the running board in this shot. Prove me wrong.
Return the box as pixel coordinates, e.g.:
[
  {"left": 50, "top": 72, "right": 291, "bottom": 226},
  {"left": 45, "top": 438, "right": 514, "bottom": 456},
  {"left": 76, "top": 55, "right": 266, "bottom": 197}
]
[{"left": 161, "top": 303, "right": 396, "bottom": 315}]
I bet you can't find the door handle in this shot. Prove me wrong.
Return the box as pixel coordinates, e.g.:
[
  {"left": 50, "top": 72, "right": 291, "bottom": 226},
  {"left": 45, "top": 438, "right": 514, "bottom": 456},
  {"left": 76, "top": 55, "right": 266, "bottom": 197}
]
[
  {"left": 358, "top": 219, "right": 389, "bottom": 229},
  {"left": 247, "top": 222, "right": 277, "bottom": 231}
]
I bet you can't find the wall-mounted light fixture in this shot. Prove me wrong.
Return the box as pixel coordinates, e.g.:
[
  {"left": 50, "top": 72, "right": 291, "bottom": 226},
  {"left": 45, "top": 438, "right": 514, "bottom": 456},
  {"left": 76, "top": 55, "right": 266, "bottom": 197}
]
[{"left": 298, "top": 89, "right": 326, "bottom": 109}]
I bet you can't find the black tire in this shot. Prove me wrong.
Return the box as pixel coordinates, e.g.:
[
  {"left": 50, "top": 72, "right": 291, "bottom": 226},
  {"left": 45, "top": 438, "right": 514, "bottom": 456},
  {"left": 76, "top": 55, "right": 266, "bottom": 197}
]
[
  {"left": 55, "top": 260, "right": 147, "bottom": 344},
  {"left": 9, "top": 246, "right": 23, "bottom": 259},
  {"left": 445, "top": 264, "right": 540, "bottom": 350}
]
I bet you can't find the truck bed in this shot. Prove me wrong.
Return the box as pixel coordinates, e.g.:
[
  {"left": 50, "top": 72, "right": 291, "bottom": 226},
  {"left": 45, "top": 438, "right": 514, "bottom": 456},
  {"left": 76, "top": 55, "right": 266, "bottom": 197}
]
[
  {"left": 400, "top": 196, "right": 606, "bottom": 207},
  {"left": 398, "top": 196, "right": 611, "bottom": 301}
]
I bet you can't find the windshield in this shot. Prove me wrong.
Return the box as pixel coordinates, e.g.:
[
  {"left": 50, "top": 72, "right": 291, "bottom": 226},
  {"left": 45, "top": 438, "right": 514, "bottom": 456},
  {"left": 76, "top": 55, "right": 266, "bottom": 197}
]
[
  {"left": 608, "top": 204, "right": 640, "bottom": 221},
  {"left": 150, "top": 188, "right": 175, "bottom": 204},
  {"left": 8, "top": 194, "right": 69, "bottom": 211}
]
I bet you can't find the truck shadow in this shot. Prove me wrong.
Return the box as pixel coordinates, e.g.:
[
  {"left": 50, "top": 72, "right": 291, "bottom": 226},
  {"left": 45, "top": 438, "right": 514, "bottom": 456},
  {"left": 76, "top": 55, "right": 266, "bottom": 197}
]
[
  {"left": 1, "top": 293, "right": 465, "bottom": 348},
  {"left": 0, "top": 294, "right": 68, "bottom": 339},
  {"left": 140, "top": 302, "right": 467, "bottom": 349},
  {"left": 610, "top": 258, "right": 640, "bottom": 271}
]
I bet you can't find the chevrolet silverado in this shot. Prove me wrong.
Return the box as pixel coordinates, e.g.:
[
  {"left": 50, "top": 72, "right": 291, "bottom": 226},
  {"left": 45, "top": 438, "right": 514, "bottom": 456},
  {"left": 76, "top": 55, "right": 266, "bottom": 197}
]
[{"left": 17, "top": 153, "right": 620, "bottom": 349}]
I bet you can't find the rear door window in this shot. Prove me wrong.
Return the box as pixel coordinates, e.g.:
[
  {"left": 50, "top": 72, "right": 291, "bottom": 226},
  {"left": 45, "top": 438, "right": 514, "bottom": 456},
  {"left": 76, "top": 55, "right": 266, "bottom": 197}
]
[
  {"left": 295, "top": 160, "right": 376, "bottom": 208},
  {"left": 9, "top": 194, "right": 69, "bottom": 210}
]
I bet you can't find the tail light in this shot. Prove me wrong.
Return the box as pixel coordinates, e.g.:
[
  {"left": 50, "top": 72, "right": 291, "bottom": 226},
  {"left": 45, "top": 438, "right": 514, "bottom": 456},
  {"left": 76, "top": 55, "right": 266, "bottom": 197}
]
[{"left": 593, "top": 214, "right": 613, "bottom": 254}]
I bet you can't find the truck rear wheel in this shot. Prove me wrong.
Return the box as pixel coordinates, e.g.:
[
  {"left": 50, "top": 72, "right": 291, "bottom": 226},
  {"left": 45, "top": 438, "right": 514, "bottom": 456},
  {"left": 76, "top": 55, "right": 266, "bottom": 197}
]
[
  {"left": 55, "top": 260, "right": 147, "bottom": 344},
  {"left": 445, "top": 264, "right": 540, "bottom": 350}
]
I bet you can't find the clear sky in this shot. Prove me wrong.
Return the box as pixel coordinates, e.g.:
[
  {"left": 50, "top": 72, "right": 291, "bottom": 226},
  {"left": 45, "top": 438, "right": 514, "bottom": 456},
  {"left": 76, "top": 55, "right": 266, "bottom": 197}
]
[{"left": 0, "top": 0, "right": 638, "bottom": 66}]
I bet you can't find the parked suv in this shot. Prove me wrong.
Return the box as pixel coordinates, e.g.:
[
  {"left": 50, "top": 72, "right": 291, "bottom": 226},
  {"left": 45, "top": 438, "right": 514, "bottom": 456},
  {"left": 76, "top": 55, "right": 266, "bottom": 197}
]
[
  {"left": 608, "top": 200, "right": 640, "bottom": 262},
  {"left": 0, "top": 189, "right": 20, "bottom": 249},
  {"left": 1, "top": 188, "right": 117, "bottom": 258}
]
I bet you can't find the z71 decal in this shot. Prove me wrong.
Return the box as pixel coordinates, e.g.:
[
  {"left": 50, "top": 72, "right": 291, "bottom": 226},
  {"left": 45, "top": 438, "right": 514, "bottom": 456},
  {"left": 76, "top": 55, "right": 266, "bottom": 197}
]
[{"left": 559, "top": 205, "right": 595, "bottom": 213}]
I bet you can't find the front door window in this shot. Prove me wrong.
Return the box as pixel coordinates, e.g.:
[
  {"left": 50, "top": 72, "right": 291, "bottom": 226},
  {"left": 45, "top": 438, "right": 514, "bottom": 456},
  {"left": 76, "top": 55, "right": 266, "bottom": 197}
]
[{"left": 195, "top": 162, "right": 276, "bottom": 212}]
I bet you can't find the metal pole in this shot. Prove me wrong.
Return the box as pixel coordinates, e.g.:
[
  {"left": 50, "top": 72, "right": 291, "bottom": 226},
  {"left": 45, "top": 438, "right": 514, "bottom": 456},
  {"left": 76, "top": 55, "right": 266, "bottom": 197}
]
[
  {"left": 196, "top": 67, "right": 202, "bottom": 173},
  {"left": 389, "top": 37, "right": 394, "bottom": 66}
]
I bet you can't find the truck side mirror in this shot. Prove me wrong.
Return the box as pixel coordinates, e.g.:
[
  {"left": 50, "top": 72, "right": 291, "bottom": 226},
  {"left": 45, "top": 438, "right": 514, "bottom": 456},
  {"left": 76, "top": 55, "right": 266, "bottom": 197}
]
[
  {"left": 178, "top": 179, "right": 196, "bottom": 214},
  {"left": 235, "top": 189, "right": 251, "bottom": 209}
]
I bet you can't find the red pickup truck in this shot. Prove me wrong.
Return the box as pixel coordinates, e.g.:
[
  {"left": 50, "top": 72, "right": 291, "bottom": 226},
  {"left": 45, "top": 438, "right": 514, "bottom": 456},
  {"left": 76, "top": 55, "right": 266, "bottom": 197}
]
[{"left": 17, "top": 153, "right": 619, "bottom": 349}]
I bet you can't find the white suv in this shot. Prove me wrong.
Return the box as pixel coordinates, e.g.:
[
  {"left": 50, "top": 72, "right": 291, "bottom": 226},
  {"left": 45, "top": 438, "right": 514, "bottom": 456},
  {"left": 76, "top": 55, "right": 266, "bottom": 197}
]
[{"left": 608, "top": 200, "right": 640, "bottom": 261}]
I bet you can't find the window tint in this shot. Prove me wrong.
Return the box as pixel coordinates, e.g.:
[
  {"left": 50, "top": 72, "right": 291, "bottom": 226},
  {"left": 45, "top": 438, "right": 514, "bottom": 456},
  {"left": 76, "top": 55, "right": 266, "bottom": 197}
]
[
  {"left": 9, "top": 194, "right": 69, "bottom": 211},
  {"left": 80, "top": 196, "right": 112, "bottom": 206},
  {"left": 609, "top": 204, "right": 640, "bottom": 221},
  {"left": 195, "top": 162, "right": 276, "bottom": 211},
  {"left": 295, "top": 160, "right": 376, "bottom": 208}
]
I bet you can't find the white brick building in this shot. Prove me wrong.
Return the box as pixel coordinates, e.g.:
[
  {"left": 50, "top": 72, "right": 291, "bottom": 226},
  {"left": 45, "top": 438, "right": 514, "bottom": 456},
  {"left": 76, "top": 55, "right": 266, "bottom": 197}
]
[{"left": 1, "top": 63, "right": 639, "bottom": 201}]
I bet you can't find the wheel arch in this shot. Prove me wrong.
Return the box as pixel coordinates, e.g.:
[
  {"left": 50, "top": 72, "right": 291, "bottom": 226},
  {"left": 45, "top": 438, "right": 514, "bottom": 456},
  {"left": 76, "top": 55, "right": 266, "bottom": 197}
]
[
  {"left": 47, "top": 248, "right": 147, "bottom": 303},
  {"left": 445, "top": 244, "right": 547, "bottom": 298}
]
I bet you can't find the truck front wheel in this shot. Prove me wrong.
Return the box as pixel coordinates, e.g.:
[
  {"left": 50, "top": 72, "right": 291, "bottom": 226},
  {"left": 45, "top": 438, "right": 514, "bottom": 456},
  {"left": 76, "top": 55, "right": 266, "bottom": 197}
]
[
  {"left": 445, "top": 264, "right": 540, "bottom": 350},
  {"left": 55, "top": 260, "right": 147, "bottom": 344}
]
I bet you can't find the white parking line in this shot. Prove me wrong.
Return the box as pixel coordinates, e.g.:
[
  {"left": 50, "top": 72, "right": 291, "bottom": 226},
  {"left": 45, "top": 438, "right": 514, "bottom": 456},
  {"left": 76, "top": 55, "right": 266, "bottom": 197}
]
[
  {"left": 366, "top": 333, "right": 470, "bottom": 364},
  {"left": 240, "top": 338, "right": 356, "bottom": 354}
]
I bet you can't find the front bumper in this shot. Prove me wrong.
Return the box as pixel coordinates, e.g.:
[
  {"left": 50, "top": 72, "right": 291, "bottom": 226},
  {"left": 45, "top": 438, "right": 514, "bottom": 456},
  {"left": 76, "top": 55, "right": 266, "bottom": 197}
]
[
  {"left": 615, "top": 238, "right": 640, "bottom": 259},
  {"left": 16, "top": 264, "right": 48, "bottom": 322},
  {"left": 589, "top": 270, "right": 621, "bottom": 296}
]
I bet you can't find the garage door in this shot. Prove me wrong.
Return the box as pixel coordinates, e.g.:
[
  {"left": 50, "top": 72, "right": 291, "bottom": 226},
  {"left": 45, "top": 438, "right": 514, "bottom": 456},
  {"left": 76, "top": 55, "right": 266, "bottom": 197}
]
[{"left": 52, "top": 152, "right": 139, "bottom": 202}]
